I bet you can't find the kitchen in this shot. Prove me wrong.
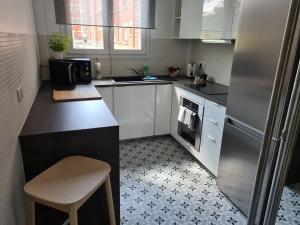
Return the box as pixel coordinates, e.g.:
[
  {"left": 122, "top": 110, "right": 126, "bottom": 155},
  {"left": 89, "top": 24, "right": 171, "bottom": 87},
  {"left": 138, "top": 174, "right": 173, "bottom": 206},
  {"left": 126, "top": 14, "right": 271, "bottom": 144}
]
[{"left": 1, "top": 0, "right": 300, "bottom": 225}]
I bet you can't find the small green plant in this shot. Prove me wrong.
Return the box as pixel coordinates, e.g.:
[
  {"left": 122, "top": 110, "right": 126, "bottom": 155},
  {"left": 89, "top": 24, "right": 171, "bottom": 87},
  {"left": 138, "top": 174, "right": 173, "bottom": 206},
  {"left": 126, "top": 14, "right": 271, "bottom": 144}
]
[{"left": 48, "top": 32, "right": 71, "bottom": 52}]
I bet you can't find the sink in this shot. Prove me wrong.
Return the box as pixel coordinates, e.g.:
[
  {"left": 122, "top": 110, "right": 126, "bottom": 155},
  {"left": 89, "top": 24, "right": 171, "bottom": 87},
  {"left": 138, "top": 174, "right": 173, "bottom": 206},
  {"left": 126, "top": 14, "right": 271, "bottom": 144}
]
[{"left": 112, "top": 76, "right": 144, "bottom": 82}]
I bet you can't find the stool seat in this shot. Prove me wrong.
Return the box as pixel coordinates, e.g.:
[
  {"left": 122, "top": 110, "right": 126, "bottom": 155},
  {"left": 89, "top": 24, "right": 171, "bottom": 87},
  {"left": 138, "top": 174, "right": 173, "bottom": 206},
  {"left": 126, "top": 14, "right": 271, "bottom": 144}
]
[{"left": 24, "top": 156, "right": 116, "bottom": 225}]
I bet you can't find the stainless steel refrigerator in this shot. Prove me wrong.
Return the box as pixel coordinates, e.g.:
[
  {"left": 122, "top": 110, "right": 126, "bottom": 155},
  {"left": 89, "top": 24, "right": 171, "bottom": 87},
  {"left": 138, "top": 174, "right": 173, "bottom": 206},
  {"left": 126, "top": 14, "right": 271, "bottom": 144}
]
[{"left": 217, "top": 0, "right": 297, "bottom": 219}]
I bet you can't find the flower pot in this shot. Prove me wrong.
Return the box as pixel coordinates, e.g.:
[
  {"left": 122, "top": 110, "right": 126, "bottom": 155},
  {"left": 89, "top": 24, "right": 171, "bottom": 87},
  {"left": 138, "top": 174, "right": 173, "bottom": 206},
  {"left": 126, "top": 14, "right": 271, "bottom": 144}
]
[{"left": 53, "top": 52, "right": 63, "bottom": 60}]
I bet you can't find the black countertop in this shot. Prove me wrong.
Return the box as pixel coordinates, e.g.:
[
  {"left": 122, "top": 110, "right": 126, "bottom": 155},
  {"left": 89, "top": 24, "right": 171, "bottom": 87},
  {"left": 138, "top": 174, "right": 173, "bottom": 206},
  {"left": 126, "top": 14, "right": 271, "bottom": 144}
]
[
  {"left": 172, "top": 77, "right": 228, "bottom": 106},
  {"left": 20, "top": 82, "right": 118, "bottom": 137},
  {"left": 93, "top": 76, "right": 228, "bottom": 107},
  {"left": 21, "top": 77, "right": 227, "bottom": 138}
]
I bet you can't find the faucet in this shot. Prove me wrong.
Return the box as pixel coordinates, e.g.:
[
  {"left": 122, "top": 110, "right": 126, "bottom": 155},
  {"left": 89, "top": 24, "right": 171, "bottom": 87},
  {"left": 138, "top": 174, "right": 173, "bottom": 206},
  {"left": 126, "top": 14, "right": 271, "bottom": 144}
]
[{"left": 131, "top": 68, "right": 144, "bottom": 77}]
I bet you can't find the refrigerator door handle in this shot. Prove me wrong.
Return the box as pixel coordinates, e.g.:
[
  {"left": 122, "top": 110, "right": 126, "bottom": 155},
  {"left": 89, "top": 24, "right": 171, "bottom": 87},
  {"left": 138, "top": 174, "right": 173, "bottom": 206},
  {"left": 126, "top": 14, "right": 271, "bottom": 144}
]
[{"left": 225, "top": 116, "right": 264, "bottom": 141}]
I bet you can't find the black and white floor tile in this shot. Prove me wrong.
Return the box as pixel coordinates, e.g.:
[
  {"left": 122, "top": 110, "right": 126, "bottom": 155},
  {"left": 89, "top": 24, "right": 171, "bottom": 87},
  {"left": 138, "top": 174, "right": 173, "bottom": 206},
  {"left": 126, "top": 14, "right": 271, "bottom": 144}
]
[
  {"left": 276, "top": 183, "right": 300, "bottom": 225},
  {"left": 120, "top": 136, "right": 247, "bottom": 225}
]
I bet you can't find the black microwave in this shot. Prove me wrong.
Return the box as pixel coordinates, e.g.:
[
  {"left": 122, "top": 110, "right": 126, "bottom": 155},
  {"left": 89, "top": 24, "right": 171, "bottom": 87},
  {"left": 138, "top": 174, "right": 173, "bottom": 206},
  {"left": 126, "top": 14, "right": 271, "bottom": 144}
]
[{"left": 49, "top": 58, "right": 92, "bottom": 88}]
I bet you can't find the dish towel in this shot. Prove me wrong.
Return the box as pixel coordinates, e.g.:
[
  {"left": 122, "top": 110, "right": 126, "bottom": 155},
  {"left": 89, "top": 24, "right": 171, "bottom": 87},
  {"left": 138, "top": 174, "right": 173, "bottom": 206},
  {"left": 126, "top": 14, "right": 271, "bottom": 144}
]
[
  {"left": 178, "top": 106, "right": 186, "bottom": 123},
  {"left": 184, "top": 108, "right": 193, "bottom": 126},
  {"left": 188, "top": 112, "right": 197, "bottom": 129}
]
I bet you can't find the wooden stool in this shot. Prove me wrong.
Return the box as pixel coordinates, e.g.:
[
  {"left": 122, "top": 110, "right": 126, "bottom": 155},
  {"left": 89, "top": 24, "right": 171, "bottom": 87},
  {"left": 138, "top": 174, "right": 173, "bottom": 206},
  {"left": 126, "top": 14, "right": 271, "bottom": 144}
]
[{"left": 24, "top": 156, "right": 116, "bottom": 225}]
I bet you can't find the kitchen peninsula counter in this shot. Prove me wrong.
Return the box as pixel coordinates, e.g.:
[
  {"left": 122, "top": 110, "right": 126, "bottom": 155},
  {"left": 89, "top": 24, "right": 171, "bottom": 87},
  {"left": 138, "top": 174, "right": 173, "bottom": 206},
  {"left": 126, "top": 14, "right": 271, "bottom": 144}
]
[{"left": 19, "top": 81, "right": 119, "bottom": 225}]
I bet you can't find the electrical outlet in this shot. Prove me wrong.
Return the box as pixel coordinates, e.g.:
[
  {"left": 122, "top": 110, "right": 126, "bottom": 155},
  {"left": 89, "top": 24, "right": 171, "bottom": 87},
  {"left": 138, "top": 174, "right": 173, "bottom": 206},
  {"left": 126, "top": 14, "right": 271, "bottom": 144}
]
[{"left": 17, "top": 85, "right": 24, "bottom": 102}]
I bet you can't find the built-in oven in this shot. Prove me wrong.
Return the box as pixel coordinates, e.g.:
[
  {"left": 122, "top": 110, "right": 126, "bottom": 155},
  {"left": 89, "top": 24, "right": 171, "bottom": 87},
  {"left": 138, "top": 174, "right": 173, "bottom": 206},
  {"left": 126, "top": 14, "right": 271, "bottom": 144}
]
[{"left": 178, "top": 95, "right": 204, "bottom": 151}]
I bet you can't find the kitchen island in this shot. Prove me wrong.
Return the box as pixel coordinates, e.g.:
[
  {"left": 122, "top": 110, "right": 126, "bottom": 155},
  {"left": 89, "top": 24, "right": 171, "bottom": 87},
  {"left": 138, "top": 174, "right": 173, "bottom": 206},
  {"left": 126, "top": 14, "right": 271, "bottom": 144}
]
[{"left": 19, "top": 81, "right": 119, "bottom": 225}]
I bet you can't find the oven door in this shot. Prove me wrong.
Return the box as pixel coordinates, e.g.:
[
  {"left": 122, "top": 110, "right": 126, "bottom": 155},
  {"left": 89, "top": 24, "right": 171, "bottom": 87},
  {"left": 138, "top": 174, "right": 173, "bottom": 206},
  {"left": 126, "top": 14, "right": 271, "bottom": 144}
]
[{"left": 178, "top": 96, "right": 204, "bottom": 151}]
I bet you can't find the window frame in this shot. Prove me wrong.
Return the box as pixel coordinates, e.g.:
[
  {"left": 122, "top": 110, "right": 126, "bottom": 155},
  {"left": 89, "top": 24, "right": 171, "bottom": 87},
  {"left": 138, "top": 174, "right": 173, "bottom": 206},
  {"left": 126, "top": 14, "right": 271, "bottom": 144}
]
[
  {"left": 67, "top": 26, "right": 110, "bottom": 55},
  {"left": 110, "top": 28, "right": 148, "bottom": 55},
  {"left": 67, "top": 26, "right": 149, "bottom": 57}
]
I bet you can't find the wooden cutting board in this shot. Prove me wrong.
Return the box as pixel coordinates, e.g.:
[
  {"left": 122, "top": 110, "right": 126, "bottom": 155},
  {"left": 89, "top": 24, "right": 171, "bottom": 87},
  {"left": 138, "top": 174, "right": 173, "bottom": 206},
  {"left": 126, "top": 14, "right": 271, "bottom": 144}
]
[{"left": 53, "top": 85, "right": 102, "bottom": 102}]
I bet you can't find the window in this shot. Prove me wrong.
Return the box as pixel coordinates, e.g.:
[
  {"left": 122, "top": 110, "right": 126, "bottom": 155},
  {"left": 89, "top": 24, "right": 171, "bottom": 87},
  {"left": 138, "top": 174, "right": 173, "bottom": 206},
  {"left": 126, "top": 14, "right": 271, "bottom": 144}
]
[
  {"left": 113, "top": 28, "right": 141, "bottom": 50},
  {"left": 71, "top": 25, "right": 104, "bottom": 49},
  {"left": 69, "top": 0, "right": 147, "bottom": 54},
  {"left": 123, "top": 0, "right": 128, "bottom": 9}
]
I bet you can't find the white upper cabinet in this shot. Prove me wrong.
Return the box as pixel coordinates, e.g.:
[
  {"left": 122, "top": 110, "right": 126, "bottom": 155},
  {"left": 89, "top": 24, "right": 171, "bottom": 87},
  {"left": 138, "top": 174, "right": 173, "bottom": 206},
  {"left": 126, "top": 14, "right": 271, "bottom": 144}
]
[
  {"left": 200, "top": 0, "right": 235, "bottom": 40},
  {"left": 173, "top": 0, "right": 240, "bottom": 40},
  {"left": 179, "top": 0, "right": 203, "bottom": 39},
  {"left": 231, "top": 0, "right": 241, "bottom": 39}
]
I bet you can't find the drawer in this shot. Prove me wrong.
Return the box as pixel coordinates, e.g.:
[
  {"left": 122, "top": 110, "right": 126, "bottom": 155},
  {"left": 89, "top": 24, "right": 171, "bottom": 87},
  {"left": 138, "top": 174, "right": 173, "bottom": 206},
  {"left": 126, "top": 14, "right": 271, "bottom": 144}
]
[
  {"left": 202, "top": 116, "right": 224, "bottom": 145},
  {"left": 204, "top": 99, "right": 226, "bottom": 123},
  {"left": 200, "top": 127, "right": 222, "bottom": 176},
  {"left": 199, "top": 111, "right": 226, "bottom": 176}
]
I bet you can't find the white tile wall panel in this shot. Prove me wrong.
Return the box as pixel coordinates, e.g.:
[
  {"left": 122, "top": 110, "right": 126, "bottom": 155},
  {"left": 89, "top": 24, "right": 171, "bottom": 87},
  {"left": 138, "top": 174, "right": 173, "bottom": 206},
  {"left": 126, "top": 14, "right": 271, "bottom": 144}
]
[
  {"left": 190, "top": 40, "right": 234, "bottom": 86},
  {"left": 38, "top": 37, "right": 190, "bottom": 79},
  {"left": 0, "top": 32, "right": 40, "bottom": 225}
]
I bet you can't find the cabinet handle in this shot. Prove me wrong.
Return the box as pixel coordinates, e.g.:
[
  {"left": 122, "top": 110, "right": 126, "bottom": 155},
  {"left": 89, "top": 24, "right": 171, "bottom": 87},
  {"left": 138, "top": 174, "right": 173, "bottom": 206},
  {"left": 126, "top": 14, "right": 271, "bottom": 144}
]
[
  {"left": 209, "top": 118, "right": 218, "bottom": 125},
  {"left": 207, "top": 135, "right": 216, "bottom": 142}
]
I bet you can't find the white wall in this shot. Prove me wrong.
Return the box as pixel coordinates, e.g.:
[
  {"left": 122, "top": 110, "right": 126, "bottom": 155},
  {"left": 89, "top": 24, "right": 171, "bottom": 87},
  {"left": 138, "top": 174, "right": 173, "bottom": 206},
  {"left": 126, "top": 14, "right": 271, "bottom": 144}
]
[
  {"left": 190, "top": 40, "right": 234, "bottom": 86},
  {"left": 0, "top": 0, "right": 40, "bottom": 225},
  {"left": 0, "top": 0, "right": 36, "bottom": 33}
]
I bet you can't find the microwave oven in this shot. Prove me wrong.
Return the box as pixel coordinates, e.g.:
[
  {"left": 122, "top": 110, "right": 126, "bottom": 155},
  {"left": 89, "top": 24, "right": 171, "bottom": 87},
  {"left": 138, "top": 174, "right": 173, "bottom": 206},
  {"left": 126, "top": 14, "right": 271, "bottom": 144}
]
[{"left": 49, "top": 58, "right": 92, "bottom": 88}]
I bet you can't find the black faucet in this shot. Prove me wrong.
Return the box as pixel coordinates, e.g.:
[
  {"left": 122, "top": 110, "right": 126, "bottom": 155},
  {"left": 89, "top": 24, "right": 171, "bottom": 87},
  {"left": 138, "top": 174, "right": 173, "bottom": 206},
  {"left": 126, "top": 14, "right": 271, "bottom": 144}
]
[{"left": 131, "top": 68, "right": 144, "bottom": 77}]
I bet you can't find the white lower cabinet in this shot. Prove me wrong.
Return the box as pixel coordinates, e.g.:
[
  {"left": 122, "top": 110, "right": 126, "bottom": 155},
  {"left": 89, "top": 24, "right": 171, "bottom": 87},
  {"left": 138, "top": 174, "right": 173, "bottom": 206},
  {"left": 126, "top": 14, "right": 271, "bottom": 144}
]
[
  {"left": 114, "top": 85, "right": 156, "bottom": 140},
  {"left": 96, "top": 87, "right": 114, "bottom": 113},
  {"left": 200, "top": 100, "right": 226, "bottom": 176},
  {"left": 155, "top": 84, "right": 172, "bottom": 135},
  {"left": 171, "top": 86, "right": 181, "bottom": 138}
]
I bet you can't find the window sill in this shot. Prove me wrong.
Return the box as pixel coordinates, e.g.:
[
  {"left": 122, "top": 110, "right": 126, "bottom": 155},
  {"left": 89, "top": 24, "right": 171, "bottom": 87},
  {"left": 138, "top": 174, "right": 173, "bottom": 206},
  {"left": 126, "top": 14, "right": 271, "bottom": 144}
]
[{"left": 66, "top": 51, "right": 150, "bottom": 59}]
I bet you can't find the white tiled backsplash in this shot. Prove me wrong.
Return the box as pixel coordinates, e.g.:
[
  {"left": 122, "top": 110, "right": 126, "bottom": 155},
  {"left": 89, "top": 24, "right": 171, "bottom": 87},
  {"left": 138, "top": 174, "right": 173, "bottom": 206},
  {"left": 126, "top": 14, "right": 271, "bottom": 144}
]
[
  {"left": 39, "top": 38, "right": 190, "bottom": 79},
  {"left": 0, "top": 32, "right": 40, "bottom": 225},
  {"left": 38, "top": 35, "right": 234, "bottom": 86},
  {"left": 190, "top": 41, "right": 234, "bottom": 86}
]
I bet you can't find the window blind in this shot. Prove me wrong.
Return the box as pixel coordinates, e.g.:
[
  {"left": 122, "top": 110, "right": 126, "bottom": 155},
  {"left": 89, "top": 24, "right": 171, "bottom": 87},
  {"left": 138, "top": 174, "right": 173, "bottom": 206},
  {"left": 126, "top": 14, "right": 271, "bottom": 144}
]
[{"left": 54, "top": 0, "right": 156, "bottom": 29}]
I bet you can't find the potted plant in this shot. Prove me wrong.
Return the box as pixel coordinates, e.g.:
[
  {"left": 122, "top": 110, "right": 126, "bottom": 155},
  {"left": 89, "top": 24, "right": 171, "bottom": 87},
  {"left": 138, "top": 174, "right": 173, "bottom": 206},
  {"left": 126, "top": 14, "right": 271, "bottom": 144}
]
[{"left": 48, "top": 32, "right": 71, "bottom": 59}]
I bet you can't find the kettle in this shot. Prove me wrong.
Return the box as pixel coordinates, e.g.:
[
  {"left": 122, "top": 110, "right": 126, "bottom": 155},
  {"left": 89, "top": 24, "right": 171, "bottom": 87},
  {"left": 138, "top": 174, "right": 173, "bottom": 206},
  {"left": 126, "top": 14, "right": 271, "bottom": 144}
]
[{"left": 186, "top": 63, "right": 197, "bottom": 78}]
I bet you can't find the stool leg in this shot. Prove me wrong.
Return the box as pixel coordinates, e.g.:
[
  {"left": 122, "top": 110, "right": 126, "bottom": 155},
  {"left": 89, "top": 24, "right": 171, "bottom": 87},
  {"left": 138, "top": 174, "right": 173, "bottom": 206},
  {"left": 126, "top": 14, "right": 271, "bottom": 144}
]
[
  {"left": 69, "top": 206, "right": 78, "bottom": 225},
  {"left": 27, "top": 198, "right": 35, "bottom": 225},
  {"left": 105, "top": 176, "right": 116, "bottom": 225}
]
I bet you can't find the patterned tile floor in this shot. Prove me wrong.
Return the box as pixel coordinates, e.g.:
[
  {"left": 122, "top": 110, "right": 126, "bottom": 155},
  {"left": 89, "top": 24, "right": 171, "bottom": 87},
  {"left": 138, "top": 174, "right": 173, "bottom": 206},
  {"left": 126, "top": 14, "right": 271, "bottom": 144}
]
[
  {"left": 120, "top": 136, "right": 247, "bottom": 225},
  {"left": 276, "top": 183, "right": 300, "bottom": 225}
]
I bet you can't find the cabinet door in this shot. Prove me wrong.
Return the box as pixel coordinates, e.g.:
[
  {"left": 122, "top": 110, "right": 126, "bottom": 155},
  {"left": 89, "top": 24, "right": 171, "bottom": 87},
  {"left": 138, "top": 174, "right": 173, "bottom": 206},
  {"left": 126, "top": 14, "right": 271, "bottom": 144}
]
[
  {"left": 96, "top": 87, "right": 114, "bottom": 114},
  {"left": 171, "top": 86, "right": 181, "bottom": 138},
  {"left": 200, "top": 100, "right": 226, "bottom": 176},
  {"left": 179, "top": 0, "right": 203, "bottom": 38},
  {"left": 200, "top": 0, "right": 235, "bottom": 39},
  {"left": 114, "top": 85, "right": 156, "bottom": 140},
  {"left": 155, "top": 84, "right": 172, "bottom": 135},
  {"left": 231, "top": 0, "right": 241, "bottom": 39}
]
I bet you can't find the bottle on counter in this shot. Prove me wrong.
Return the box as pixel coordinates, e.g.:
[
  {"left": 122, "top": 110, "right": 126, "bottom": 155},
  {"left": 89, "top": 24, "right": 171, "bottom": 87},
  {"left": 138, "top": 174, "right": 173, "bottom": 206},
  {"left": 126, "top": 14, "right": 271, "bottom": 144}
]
[
  {"left": 194, "top": 63, "right": 208, "bottom": 84},
  {"left": 143, "top": 64, "right": 149, "bottom": 76}
]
